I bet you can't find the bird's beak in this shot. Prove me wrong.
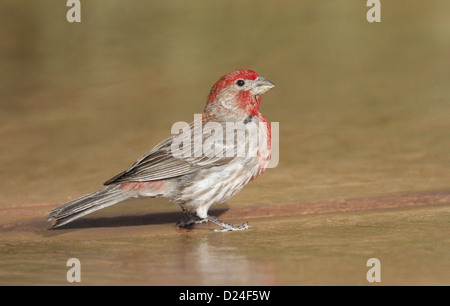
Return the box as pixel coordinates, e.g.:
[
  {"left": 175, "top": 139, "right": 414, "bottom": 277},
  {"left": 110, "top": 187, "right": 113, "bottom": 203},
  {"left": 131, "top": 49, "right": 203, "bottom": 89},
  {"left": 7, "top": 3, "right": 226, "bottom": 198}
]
[{"left": 251, "top": 76, "right": 276, "bottom": 96}]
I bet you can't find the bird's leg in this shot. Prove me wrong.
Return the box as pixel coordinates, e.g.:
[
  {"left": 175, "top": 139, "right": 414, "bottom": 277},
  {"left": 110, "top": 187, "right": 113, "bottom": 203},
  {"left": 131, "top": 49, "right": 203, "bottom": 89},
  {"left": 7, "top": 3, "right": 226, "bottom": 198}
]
[
  {"left": 207, "top": 215, "right": 253, "bottom": 232},
  {"left": 176, "top": 211, "right": 208, "bottom": 228}
]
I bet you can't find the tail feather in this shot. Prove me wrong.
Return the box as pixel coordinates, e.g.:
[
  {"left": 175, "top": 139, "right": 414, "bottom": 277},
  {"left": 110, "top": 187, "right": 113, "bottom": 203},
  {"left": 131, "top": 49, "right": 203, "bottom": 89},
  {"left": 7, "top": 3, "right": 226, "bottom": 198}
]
[{"left": 47, "top": 185, "right": 129, "bottom": 228}]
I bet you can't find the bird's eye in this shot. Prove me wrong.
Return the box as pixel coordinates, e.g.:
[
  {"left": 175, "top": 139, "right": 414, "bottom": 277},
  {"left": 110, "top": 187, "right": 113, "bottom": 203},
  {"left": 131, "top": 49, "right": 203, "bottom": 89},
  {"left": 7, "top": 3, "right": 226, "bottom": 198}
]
[{"left": 236, "top": 79, "right": 245, "bottom": 87}]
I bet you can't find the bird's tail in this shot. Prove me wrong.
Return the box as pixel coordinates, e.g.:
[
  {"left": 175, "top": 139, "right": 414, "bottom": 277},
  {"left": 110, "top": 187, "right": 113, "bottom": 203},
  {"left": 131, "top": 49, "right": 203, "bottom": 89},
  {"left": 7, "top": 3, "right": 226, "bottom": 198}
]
[{"left": 47, "top": 185, "right": 129, "bottom": 228}]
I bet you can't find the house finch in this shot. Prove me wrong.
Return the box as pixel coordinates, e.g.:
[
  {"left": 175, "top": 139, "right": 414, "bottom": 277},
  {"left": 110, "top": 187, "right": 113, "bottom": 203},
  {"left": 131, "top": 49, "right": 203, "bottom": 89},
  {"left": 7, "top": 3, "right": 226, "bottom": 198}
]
[{"left": 48, "top": 70, "right": 275, "bottom": 232}]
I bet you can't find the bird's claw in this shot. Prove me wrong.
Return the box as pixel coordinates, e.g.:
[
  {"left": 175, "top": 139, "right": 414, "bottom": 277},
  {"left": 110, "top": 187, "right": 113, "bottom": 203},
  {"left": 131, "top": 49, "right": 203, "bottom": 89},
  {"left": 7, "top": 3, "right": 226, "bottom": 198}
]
[
  {"left": 209, "top": 221, "right": 253, "bottom": 232},
  {"left": 176, "top": 217, "right": 208, "bottom": 228}
]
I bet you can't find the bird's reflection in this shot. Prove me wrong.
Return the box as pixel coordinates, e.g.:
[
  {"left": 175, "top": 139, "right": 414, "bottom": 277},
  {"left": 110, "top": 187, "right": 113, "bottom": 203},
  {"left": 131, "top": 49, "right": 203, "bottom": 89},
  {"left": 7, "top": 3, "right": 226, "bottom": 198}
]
[
  {"left": 117, "top": 233, "right": 277, "bottom": 285},
  {"left": 191, "top": 237, "right": 276, "bottom": 285}
]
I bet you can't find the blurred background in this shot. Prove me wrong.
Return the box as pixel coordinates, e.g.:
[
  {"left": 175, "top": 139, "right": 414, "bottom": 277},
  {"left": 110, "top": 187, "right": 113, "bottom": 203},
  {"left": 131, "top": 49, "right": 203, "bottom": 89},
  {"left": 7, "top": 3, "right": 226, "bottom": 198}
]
[
  {"left": 0, "top": 0, "right": 449, "bottom": 285},
  {"left": 1, "top": 0, "right": 449, "bottom": 207}
]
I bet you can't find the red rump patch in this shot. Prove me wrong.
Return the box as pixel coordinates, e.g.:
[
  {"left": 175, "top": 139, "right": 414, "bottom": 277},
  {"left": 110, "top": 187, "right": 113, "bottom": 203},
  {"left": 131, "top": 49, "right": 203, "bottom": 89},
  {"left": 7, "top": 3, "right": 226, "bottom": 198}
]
[
  {"left": 120, "top": 181, "right": 165, "bottom": 191},
  {"left": 208, "top": 70, "right": 259, "bottom": 103}
]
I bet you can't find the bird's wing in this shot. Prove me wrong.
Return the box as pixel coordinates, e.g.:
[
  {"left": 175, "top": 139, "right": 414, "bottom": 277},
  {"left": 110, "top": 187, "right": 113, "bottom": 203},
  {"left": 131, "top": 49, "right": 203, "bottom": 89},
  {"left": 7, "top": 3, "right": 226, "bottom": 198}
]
[{"left": 103, "top": 120, "right": 240, "bottom": 185}]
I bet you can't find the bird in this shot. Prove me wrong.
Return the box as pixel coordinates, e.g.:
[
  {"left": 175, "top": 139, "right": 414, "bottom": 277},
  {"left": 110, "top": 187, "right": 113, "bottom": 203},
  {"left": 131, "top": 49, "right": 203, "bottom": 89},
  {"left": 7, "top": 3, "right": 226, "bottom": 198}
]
[{"left": 47, "top": 70, "right": 275, "bottom": 232}]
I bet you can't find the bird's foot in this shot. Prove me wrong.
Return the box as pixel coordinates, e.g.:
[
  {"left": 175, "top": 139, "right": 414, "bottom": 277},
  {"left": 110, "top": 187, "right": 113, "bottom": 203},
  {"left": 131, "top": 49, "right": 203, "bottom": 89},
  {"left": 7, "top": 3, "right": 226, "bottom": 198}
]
[
  {"left": 207, "top": 216, "right": 253, "bottom": 232},
  {"left": 176, "top": 215, "right": 208, "bottom": 228}
]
